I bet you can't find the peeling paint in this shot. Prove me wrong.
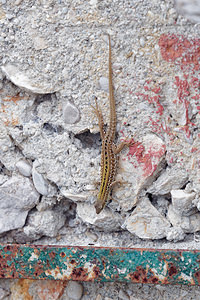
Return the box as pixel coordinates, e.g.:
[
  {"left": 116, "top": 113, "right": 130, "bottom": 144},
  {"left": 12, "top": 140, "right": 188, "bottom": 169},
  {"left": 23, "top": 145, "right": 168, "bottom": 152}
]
[{"left": 0, "top": 244, "right": 200, "bottom": 285}]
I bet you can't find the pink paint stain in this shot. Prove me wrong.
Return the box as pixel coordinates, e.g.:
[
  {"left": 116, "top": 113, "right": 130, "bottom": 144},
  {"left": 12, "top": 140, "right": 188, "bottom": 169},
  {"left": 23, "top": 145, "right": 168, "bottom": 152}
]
[
  {"left": 147, "top": 117, "right": 173, "bottom": 140},
  {"left": 143, "top": 34, "right": 200, "bottom": 144},
  {"left": 136, "top": 81, "right": 164, "bottom": 116},
  {"left": 158, "top": 34, "right": 200, "bottom": 71},
  {"left": 128, "top": 140, "right": 166, "bottom": 177}
]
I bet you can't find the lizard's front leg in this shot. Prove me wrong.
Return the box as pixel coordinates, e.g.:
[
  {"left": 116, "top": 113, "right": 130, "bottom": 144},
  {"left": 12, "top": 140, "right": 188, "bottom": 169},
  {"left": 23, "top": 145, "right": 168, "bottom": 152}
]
[
  {"left": 112, "top": 140, "right": 134, "bottom": 154},
  {"left": 109, "top": 180, "right": 128, "bottom": 188}
]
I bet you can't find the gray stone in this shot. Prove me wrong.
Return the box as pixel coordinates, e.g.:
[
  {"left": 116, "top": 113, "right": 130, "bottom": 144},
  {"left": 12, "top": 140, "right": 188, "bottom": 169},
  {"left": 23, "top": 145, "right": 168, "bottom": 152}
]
[
  {"left": 124, "top": 198, "right": 171, "bottom": 239},
  {"left": 1, "top": 64, "right": 59, "bottom": 94},
  {"left": 95, "top": 295, "right": 102, "bottom": 300},
  {"left": 167, "top": 204, "right": 200, "bottom": 233},
  {"left": 99, "top": 76, "right": 109, "bottom": 91},
  {"left": 0, "top": 287, "right": 9, "bottom": 300},
  {"left": 36, "top": 196, "right": 58, "bottom": 212},
  {"left": 0, "top": 121, "right": 23, "bottom": 171},
  {"left": 139, "top": 37, "right": 145, "bottom": 47},
  {"left": 32, "top": 168, "right": 49, "bottom": 196},
  {"left": 148, "top": 167, "right": 188, "bottom": 195},
  {"left": 32, "top": 36, "right": 48, "bottom": 50},
  {"left": 63, "top": 101, "right": 80, "bottom": 124},
  {"left": 119, "top": 289, "right": 130, "bottom": 300},
  {"left": 166, "top": 227, "right": 185, "bottom": 242},
  {"left": 60, "top": 190, "right": 89, "bottom": 202},
  {"left": 6, "top": 14, "right": 14, "bottom": 20},
  {"left": 16, "top": 159, "right": 32, "bottom": 177},
  {"left": 76, "top": 202, "right": 122, "bottom": 231},
  {"left": 0, "top": 175, "right": 8, "bottom": 185},
  {"left": 175, "top": 0, "right": 200, "bottom": 23},
  {"left": 171, "top": 189, "right": 196, "bottom": 216},
  {"left": 23, "top": 209, "right": 66, "bottom": 240},
  {"left": 66, "top": 281, "right": 83, "bottom": 300},
  {"left": 0, "top": 175, "right": 39, "bottom": 234}
]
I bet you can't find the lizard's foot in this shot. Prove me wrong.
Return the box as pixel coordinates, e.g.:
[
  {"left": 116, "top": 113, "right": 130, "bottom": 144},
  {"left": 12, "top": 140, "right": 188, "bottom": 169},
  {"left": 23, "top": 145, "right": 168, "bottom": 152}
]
[
  {"left": 92, "top": 179, "right": 100, "bottom": 188},
  {"left": 109, "top": 180, "right": 128, "bottom": 188},
  {"left": 91, "top": 96, "right": 101, "bottom": 117},
  {"left": 112, "top": 139, "right": 135, "bottom": 154}
]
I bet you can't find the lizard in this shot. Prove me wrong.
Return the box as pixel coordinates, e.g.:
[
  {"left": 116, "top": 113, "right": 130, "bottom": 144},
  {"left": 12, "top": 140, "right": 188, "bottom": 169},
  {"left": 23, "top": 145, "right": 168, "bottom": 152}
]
[{"left": 92, "top": 34, "right": 132, "bottom": 214}]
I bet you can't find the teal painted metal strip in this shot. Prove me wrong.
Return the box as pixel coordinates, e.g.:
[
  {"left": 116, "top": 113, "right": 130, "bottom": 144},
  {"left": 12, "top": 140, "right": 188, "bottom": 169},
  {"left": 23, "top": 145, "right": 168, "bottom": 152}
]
[{"left": 0, "top": 244, "right": 199, "bottom": 285}]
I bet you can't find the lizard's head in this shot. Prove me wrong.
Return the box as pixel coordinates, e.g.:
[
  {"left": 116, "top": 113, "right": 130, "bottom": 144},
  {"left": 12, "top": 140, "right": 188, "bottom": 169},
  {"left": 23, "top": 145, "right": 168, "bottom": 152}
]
[
  {"left": 94, "top": 195, "right": 106, "bottom": 214},
  {"left": 95, "top": 200, "right": 104, "bottom": 214}
]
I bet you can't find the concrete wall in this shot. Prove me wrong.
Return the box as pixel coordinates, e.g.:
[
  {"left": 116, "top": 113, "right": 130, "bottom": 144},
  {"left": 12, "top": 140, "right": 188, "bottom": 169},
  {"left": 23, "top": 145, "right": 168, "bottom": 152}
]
[{"left": 0, "top": 0, "right": 200, "bottom": 298}]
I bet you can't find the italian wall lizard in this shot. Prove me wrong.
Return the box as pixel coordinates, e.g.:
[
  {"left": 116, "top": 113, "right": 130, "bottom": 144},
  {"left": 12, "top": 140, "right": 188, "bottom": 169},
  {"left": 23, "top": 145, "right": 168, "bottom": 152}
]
[{"left": 92, "top": 35, "right": 132, "bottom": 214}]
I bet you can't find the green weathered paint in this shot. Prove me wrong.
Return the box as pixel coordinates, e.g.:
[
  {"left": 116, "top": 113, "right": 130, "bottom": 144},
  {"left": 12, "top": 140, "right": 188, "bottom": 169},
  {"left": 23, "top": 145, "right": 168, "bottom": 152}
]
[{"left": 0, "top": 244, "right": 199, "bottom": 285}]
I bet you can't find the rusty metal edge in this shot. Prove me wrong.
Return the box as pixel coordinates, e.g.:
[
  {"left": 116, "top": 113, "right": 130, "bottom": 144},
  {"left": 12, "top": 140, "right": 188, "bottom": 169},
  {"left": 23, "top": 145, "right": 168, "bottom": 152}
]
[{"left": 0, "top": 244, "right": 199, "bottom": 285}]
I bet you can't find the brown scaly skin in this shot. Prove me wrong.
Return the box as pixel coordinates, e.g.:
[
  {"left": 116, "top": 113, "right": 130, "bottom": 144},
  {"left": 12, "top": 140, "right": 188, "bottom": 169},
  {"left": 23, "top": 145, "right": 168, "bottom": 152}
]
[{"left": 92, "top": 34, "right": 132, "bottom": 214}]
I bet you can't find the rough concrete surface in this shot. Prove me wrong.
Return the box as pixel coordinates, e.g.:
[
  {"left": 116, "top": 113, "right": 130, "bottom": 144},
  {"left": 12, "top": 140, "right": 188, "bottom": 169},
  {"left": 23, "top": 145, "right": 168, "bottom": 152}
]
[{"left": 0, "top": 0, "right": 200, "bottom": 298}]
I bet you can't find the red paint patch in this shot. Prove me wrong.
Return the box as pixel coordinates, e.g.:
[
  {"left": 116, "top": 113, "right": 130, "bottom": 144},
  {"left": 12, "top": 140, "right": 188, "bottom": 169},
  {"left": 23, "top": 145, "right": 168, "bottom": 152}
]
[
  {"left": 141, "top": 34, "right": 200, "bottom": 149},
  {"left": 158, "top": 34, "right": 200, "bottom": 71},
  {"left": 127, "top": 139, "right": 166, "bottom": 177},
  {"left": 147, "top": 117, "right": 174, "bottom": 140},
  {"left": 191, "top": 147, "right": 198, "bottom": 153},
  {"left": 136, "top": 80, "right": 164, "bottom": 116}
]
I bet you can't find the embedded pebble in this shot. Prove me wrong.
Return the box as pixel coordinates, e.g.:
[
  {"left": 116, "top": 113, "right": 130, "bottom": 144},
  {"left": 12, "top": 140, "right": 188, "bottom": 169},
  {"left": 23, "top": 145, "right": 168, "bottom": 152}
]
[
  {"left": 6, "top": 14, "right": 14, "bottom": 20},
  {"left": 16, "top": 160, "right": 32, "bottom": 177},
  {"left": 32, "top": 169, "right": 49, "bottom": 196},
  {"left": 95, "top": 295, "right": 102, "bottom": 300},
  {"left": 166, "top": 226, "right": 185, "bottom": 242},
  {"left": 32, "top": 36, "right": 48, "bottom": 50},
  {"left": 63, "top": 101, "right": 80, "bottom": 124},
  {"left": 60, "top": 190, "right": 88, "bottom": 202},
  {"left": 76, "top": 202, "right": 122, "bottom": 231},
  {"left": 167, "top": 204, "right": 200, "bottom": 233},
  {"left": 0, "top": 175, "right": 39, "bottom": 234},
  {"left": 15, "top": 0, "right": 23, "bottom": 5},
  {"left": 36, "top": 196, "right": 58, "bottom": 212},
  {"left": 148, "top": 167, "right": 188, "bottom": 195},
  {"left": 66, "top": 281, "right": 83, "bottom": 300},
  {"left": 90, "top": 0, "right": 98, "bottom": 6},
  {"left": 1, "top": 64, "right": 58, "bottom": 93},
  {"left": 99, "top": 76, "right": 109, "bottom": 92},
  {"left": 119, "top": 289, "right": 130, "bottom": 300},
  {"left": 124, "top": 198, "right": 171, "bottom": 239},
  {"left": 171, "top": 189, "right": 196, "bottom": 216},
  {"left": 139, "top": 37, "right": 145, "bottom": 47},
  {"left": 23, "top": 209, "right": 66, "bottom": 240},
  {"left": 175, "top": 0, "right": 200, "bottom": 23},
  {"left": 0, "top": 287, "right": 9, "bottom": 299}
]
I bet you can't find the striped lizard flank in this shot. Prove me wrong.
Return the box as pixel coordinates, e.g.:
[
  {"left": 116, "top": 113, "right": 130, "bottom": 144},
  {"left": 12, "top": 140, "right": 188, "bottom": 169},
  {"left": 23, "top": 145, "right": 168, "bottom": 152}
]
[{"left": 92, "top": 35, "right": 132, "bottom": 214}]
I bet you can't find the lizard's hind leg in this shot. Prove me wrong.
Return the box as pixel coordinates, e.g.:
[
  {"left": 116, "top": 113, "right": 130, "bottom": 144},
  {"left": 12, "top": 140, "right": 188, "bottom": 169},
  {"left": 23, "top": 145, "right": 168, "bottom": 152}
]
[{"left": 91, "top": 96, "right": 105, "bottom": 139}]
